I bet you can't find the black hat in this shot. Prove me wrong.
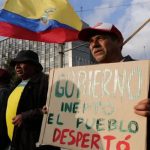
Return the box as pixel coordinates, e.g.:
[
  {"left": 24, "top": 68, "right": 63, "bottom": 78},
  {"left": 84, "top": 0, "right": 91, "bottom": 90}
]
[{"left": 10, "top": 50, "right": 43, "bottom": 71}]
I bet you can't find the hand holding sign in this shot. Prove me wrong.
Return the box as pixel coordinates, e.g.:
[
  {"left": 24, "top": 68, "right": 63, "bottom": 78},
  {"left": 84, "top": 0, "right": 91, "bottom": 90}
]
[{"left": 134, "top": 98, "right": 150, "bottom": 117}]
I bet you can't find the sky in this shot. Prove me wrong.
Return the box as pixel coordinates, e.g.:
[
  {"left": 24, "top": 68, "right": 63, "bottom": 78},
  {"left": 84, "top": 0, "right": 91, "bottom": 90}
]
[
  {"left": 0, "top": 0, "right": 149, "bottom": 59},
  {"left": 69, "top": 0, "right": 150, "bottom": 59}
]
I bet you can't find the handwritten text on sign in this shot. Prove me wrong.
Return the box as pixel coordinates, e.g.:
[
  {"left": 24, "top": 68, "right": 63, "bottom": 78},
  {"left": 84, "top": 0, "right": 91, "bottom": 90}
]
[{"left": 39, "top": 60, "right": 149, "bottom": 150}]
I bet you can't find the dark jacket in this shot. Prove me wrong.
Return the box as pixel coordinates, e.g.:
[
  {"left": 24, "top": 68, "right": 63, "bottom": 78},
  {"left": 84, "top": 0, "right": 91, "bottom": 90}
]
[
  {"left": 0, "top": 85, "right": 11, "bottom": 149},
  {"left": 147, "top": 85, "right": 150, "bottom": 150},
  {"left": 122, "top": 55, "right": 135, "bottom": 62},
  {"left": 10, "top": 72, "right": 59, "bottom": 150}
]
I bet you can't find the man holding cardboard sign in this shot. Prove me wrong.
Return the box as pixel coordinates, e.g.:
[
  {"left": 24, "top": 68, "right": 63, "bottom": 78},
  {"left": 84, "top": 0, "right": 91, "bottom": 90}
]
[
  {"left": 38, "top": 22, "right": 149, "bottom": 150},
  {"left": 78, "top": 22, "right": 150, "bottom": 149}
]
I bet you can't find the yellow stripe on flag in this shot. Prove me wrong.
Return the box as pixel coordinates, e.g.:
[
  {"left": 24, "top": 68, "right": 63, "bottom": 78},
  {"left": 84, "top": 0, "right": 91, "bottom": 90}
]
[{"left": 4, "top": 0, "right": 82, "bottom": 30}]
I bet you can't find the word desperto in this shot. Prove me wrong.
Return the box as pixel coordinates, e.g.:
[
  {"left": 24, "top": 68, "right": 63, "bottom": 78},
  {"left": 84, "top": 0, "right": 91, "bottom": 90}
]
[{"left": 53, "top": 128, "right": 131, "bottom": 150}]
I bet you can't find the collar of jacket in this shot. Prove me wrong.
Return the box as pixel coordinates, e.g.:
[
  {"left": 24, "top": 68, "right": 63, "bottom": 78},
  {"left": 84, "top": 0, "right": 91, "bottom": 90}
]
[
  {"left": 27, "top": 72, "right": 46, "bottom": 84},
  {"left": 122, "top": 55, "right": 135, "bottom": 62}
]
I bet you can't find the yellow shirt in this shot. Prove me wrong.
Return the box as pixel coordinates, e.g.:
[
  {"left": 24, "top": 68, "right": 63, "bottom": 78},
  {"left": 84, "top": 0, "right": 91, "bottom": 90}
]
[{"left": 6, "top": 80, "right": 29, "bottom": 140}]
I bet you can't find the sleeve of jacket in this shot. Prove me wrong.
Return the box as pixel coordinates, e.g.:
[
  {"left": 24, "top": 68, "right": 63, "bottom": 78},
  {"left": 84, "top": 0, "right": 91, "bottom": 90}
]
[{"left": 0, "top": 88, "right": 11, "bottom": 149}]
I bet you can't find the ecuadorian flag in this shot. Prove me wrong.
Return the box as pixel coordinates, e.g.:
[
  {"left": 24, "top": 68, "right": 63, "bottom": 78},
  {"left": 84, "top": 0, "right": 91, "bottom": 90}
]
[{"left": 0, "top": 0, "right": 82, "bottom": 43}]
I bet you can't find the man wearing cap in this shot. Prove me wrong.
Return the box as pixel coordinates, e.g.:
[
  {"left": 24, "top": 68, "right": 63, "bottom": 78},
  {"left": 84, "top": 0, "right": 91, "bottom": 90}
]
[
  {"left": 0, "top": 68, "right": 11, "bottom": 150},
  {"left": 5, "top": 50, "right": 59, "bottom": 150},
  {"left": 78, "top": 22, "right": 150, "bottom": 149},
  {"left": 78, "top": 22, "right": 134, "bottom": 63}
]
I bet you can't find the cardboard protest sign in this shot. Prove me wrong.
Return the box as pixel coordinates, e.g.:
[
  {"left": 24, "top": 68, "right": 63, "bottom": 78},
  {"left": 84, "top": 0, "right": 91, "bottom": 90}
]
[{"left": 39, "top": 60, "right": 150, "bottom": 150}]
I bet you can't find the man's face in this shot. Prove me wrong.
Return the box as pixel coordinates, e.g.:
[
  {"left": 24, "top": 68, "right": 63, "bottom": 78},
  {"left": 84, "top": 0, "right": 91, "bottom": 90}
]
[
  {"left": 89, "top": 34, "right": 121, "bottom": 63},
  {"left": 15, "top": 62, "right": 36, "bottom": 80}
]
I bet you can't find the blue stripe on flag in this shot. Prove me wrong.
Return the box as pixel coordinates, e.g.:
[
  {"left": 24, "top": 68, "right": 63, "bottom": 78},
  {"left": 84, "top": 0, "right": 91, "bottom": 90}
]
[{"left": 0, "top": 9, "right": 75, "bottom": 32}]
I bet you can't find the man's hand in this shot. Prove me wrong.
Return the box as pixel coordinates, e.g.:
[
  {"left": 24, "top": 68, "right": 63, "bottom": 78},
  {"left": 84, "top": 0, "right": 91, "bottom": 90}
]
[
  {"left": 134, "top": 99, "right": 150, "bottom": 117},
  {"left": 12, "top": 114, "right": 23, "bottom": 127},
  {"left": 42, "top": 105, "right": 48, "bottom": 114}
]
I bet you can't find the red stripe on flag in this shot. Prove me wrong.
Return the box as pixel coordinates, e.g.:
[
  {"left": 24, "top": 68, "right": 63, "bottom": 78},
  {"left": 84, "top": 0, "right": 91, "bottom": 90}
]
[{"left": 0, "top": 22, "right": 79, "bottom": 43}]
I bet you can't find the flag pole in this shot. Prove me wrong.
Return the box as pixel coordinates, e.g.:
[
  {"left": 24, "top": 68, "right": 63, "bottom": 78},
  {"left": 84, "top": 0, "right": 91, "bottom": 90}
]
[
  {"left": 123, "top": 18, "right": 150, "bottom": 45},
  {"left": 62, "top": 18, "right": 149, "bottom": 55}
]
